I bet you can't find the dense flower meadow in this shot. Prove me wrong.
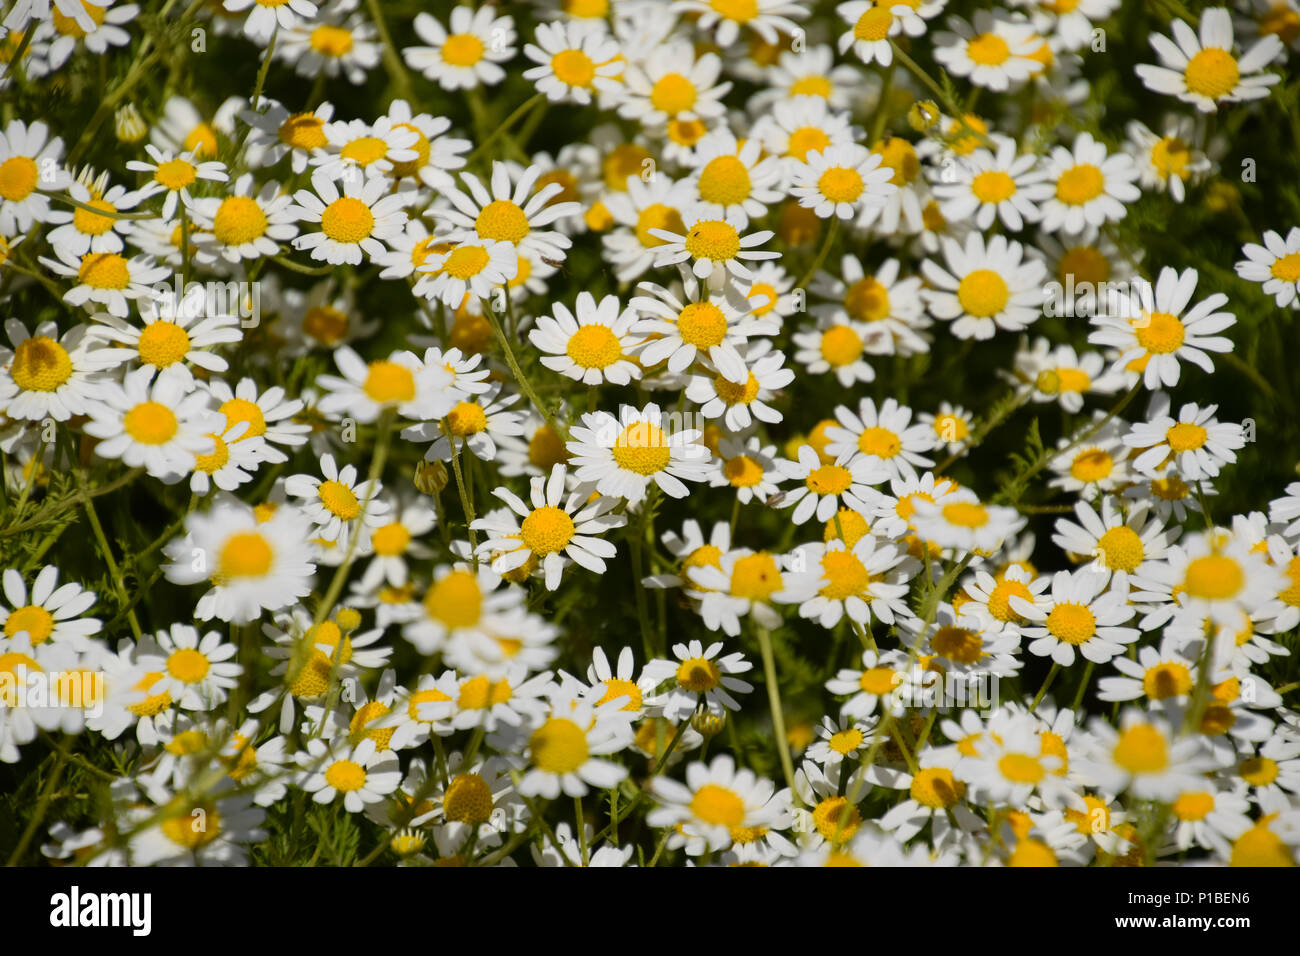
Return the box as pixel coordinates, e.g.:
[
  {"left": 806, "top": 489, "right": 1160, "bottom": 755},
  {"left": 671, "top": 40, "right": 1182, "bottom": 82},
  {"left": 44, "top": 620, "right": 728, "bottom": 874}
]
[{"left": 1, "top": 0, "right": 1300, "bottom": 867}]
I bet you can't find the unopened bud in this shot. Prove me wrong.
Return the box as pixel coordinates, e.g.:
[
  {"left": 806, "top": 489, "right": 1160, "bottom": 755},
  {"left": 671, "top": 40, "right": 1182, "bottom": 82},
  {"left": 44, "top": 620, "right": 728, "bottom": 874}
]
[
  {"left": 908, "top": 100, "right": 940, "bottom": 132},
  {"left": 335, "top": 608, "right": 362, "bottom": 633},
  {"left": 414, "top": 459, "right": 449, "bottom": 495},
  {"left": 691, "top": 711, "right": 726, "bottom": 736},
  {"left": 115, "top": 103, "right": 148, "bottom": 144}
]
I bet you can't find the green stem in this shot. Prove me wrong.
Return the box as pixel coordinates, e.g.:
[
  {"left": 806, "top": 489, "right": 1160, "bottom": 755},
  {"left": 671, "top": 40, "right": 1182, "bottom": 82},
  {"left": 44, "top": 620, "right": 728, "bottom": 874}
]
[{"left": 756, "top": 626, "right": 797, "bottom": 800}]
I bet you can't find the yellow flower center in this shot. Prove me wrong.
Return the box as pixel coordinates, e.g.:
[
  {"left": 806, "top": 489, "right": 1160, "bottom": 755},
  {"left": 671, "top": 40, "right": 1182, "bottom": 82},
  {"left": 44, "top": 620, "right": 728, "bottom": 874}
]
[
  {"left": 1183, "top": 554, "right": 1244, "bottom": 601},
  {"left": 340, "top": 136, "right": 388, "bottom": 168},
  {"left": 729, "top": 551, "right": 782, "bottom": 600},
  {"left": 565, "top": 323, "right": 622, "bottom": 369},
  {"left": 475, "top": 199, "right": 530, "bottom": 244},
  {"left": 11, "top": 337, "right": 73, "bottom": 392},
  {"left": 444, "top": 772, "right": 494, "bottom": 824},
  {"left": 806, "top": 463, "right": 852, "bottom": 496},
  {"left": 325, "top": 759, "right": 367, "bottom": 792},
  {"left": 611, "top": 422, "right": 671, "bottom": 475},
  {"left": 789, "top": 75, "right": 832, "bottom": 98},
  {"left": 697, "top": 156, "right": 752, "bottom": 209},
  {"left": 941, "top": 501, "right": 989, "bottom": 528},
  {"left": 218, "top": 531, "right": 273, "bottom": 580},
  {"left": 154, "top": 159, "right": 197, "bottom": 191},
  {"left": 4, "top": 605, "right": 54, "bottom": 643},
  {"left": 1096, "top": 526, "right": 1144, "bottom": 572},
  {"left": 1055, "top": 163, "right": 1105, "bottom": 205},
  {"left": 967, "top": 32, "right": 1011, "bottom": 66},
  {"left": 911, "top": 767, "right": 965, "bottom": 808},
  {"left": 854, "top": 7, "right": 893, "bottom": 41},
  {"left": 371, "top": 522, "right": 410, "bottom": 556},
  {"left": 1240, "top": 755, "right": 1279, "bottom": 786},
  {"left": 602, "top": 144, "right": 651, "bottom": 191},
  {"left": 724, "top": 454, "right": 764, "bottom": 487},
  {"left": 971, "top": 169, "right": 1016, "bottom": 204},
  {"left": 987, "top": 578, "right": 1033, "bottom": 623},
  {"left": 530, "top": 717, "right": 589, "bottom": 774},
  {"left": 858, "top": 666, "right": 896, "bottom": 695},
  {"left": 319, "top": 479, "right": 360, "bottom": 520},
  {"left": 72, "top": 198, "right": 117, "bottom": 236},
  {"left": 137, "top": 321, "right": 191, "bottom": 368},
  {"left": 1133, "top": 310, "right": 1186, "bottom": 354},
  {"left": 787, "top": 126, "right": 830, "bottom": 161},
  {"left": 843, "top": 277, "right": 890, "bottom": 323},
  {"left": 931, "top": 625, "right": 983, "bottom": 664},
  {"left": 194, "top": 434, "right": 229, "bottom": 474},
  {"left": 813, "top": 796, "right": 861, "bottom": 841},
  {"left": 442, "top": 244, "right": 492, "bottom": 280},
  {"left": 676, "top": 656, "right": 721, "bottom": 692},
  {"left": 818, "top": 166, "right": 865, "bottom": 203},
  {"left": 320, "top": 196, "right": 374, "bottom": 243},
  {"left": 424, "top": 571, "right": 481, "bottom": 629},
  {"left": 362, "top": 360, "right": 416, "bottom": 404},
  {"left": 1058, "top": 245, "right": 1110, "bottom": 285},
  {"left": 1183, "top": 47, "right": 1239, "bottom": 100},
  {"left": 1143, "top": 662, "right": 1193, "bottom": 700},
  {"left": 444, "top": 400, "right": 486, "bottom": 437},
  {"left": 1270, "top": 251, "right": 1300, "bottom": 283},
  {"left": 123, "top": 401, "right": 178, "bottom": 444},
  {"left": 442, "top": 32, "right": 484, "bottom": 66},
  {"left": 998, "top": 753, "right": 1045, "bottom": 783},
  {"left": 1166, "top": 421, "right": 1207, "bottom": 453},
  {"left": 302, "top": 306, "right": 350, "bottom": 344},
  {"left": 956, "top": 269, "right": 1010, "bottom": 317},
  {"left": 167, "top": 648, "right": 210, "bottom": 683},
  {"left": 1112, "top": 724, "right": 1168, "bottom": 774},
  {"left": 820, "top": 324, "right": 863, "bottom": 366},
  {"left": 1230, "top": 820, "right": 1293, "bottom": 867},
  {"left": 1151, "top": 136, "right": 1192, "bottom": 180},
  {"left": 77, "top": 252, "right": 130, "bottom": 289},
  {"left": 310, "top": 25, "right": 354, "bottom": 57},
  {"left": 457, "top": 674, "right": 513, "bottom": 710},
  {"left": 1070, "top": 448, "right": 1113, "bottom": 483},
  {"left": 1045, "top": 602, "right": 1096, "bottom": 645},
  {"left": 634, "top": 203, "right": 685, "bottom": 248},
  {"left": 650, "top": 72, "right": 698, "bottom": 115},
  {"left": 829, "top": 727, "right": 864, "bottom": 754},
  {"left": 690, "top": 783, "right": 745, "bottom": 826},
  {"left": 0, "top": 154, "right": 40, "bottom": 203},
  {"left": 819, "top": 548, "right": 870, "bottom": 601},
  {"left": 219, "top": 398, "right": 266, "bottom": 439},
  {"left": 280, "top": 112, "right": 327, "bottom": 150},
  {"left": 551, "top": 48, "right": 596, "bottom": 88},
  {"left": 711, "top": 0, "right": 758, "bottom": 20},
  {"left": 871, "top": 136, "right": 921, "bottom": 185},
  {"left": 160, "top": 803, "right": 221, "bottom": 849},
  {"left": 213, "top": 195, "right": 269, "bottom": 247},
  {"left": 597, "top": 678, "right": 643, "bottom": 711},
  {"left": 684, "top": 220, "right": 741, "bottom": 261},
  {"left": 520, "top": 505, "right": 576, "bottom": 557}
]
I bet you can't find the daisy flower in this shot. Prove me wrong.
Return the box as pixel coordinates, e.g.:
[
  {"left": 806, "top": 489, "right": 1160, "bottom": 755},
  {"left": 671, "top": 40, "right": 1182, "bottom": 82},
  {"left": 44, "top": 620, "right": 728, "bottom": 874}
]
[
  {"left": 162, "top": 498, "right": 317, "bottom": 624},
  {"left": 39, "top": 245, "right": 169, "bottom": 318},
  {"left": 358, "top": 494, "right": 437, "bottom": 591},
  {"left": 382, "top": 98, "right": 471, "bottom": 191},
  {"left": 126, "top": 145, "right": 228, "bottom": 219},
  {"left": 684, "top": 546, "right": 801, "bottom": 636},
  {"left": 447, "top": 666, "right": 554, "bottom": 732},
  {"left": 517, "top": 696, "right": 632, "bottom": 799},
  {"left": 824, "top": 397, "right": 936, "bottom": 484},
  {"left": 189, "top": 172, "right": 298, "bottom": 264},
  {"left": 277, "top": 10, "right": 381, "bottom": 85},
  {"left": 522, "top": 20, "right": 622, "bottom": 106},
  {"left": 1039, "top": 131, "right": 1141, "bottom": 234},
  {"left": 825, "top": 648, "right": 912, "bottom": 719},
  {"left": 472, "top": 464, "right": 625, "bottom": 590},
  {"left": 45, "top": 171, "right": 145, "bottom": 256},
  {"left": 791, "top": 314, "right": 877, "bottom": 386},
  {"left": 1124, "top": 116, "right": 1211, "bottom": 204},
  {"left": 757, "top": 45, "right": 864, "bottom": 111},
  {"left": 403, "top": 7, "right": 516, "bottom": 91},
  {"left": 776, "top": 444, "right": 889, "bottom": 525},
  {"left": 1009, "top": 339, "right": 1122, "bottom": 414},
  {"left": 785, "top": 536, "right": 918, "bottom": 630},
  {"left": 1123, "top": 394, "right": 1246, "bottom": 480},
  {"left": 910, "top": 492, "right": 1027, "bottom": 555},
  {"left": 1088, "top": 266, "right": 1236, "bottom": 389},
  {"left": 1077, "top": 707, "right": 1217, "bottom": 801},
  {"left": 647, "top": 753, "right": 784, "bottom": 854},
  {"left": 312, "top": 116, "right": 419, "bottom": 182},
  {"left": 416, "top": 238, "right": 518, "bottom": 308},
  {"left": 790, "top": 142, "right": 897, "bottom": 221},
  {"left": 528, "top": 291, "right": 641, "bottom": 386},
  {"left": 837, "top": 1, "right": 926, "bottom": 65},
  {"left": 650, "top": 207, "right": 780, "bottom": 285},
  {"left": 1235, "top": 227, "right": 1300, "bottom": 307},
  {"left": 578, "top": 646, "right": 661, "bottom": 718},
  {"left": 1096, "top": 636, "right": 1200, "bottom": 703},
  {"left": 83, "top": 367, "right": 220, "bottom": 481},
  {"left": 1046, "top": 414, "right": 1132, "bottom": 496},
  {"left": 401, "top": 564, "right": 525, "bottom": 656},
  {"left": 565, "top": 402, "right": 711, "bottom": 504},
  {"left": 286, "top": 452, "right": 392, "bottom": 544},
  {"left": 0, "top": 318, "right": 116, "bottom": 422},
  {"left": 0, "top": 119, "right": 70, "bottom": 234},
  {"left": 139, "top": 623, "right": 242, "bottom": 712},
  {"left": 600, "top": 172, "right": 695, "bottom": 281},
  {"left": 921, "top": 232, "right": 1047, "bottom": 340},
  {"left": 686, "top": 342, "right": 793, "bottom": 431},
  {"left": 289, "top": 168, "right": 408, "bottom": 266},
  {"left": 643, "top": 639, "right": 754, "bottom": 721},
  {"left": 87, "top": 293, "right": 242, "bottom": 386},
  {"left": 918, "top": 403, "right": 975, "bottom": 453},
  {"left": 753, "top": 94, "right": 857, "bottom": 167},
  {"left": 933, "top": 9, "right": 1044, "bottom": 91},
  {"left": 298, "top": 737, "right": 402, "bottom": 813},
  {"left": 0, "top": 565, "right": 101, "bottom": 650},
  {"left": 402, "top": 383, "right": 525, "bottom": 464},
  {"left": 202, "top": 377, "right": 311, "bottom": 464},
  {"left": 436, "top": 161, "right": 581, "bottom": 263},
  {"left": 688, "top": 127, "right": 785, "bottom": 229},
  {"left": 616, "top": 39, "right": 731, "bottom": 128},
  {"left": 930, "top": 133, "right": 1053, "bottom": 231},
  {"left": 222, "top": 0, "right": 317, "bottom": 41},
  {"left": 674, "top": 0, "right": 806, "bottom": 45},
  {"left": 1013, "top": 567, "right": 1139, "bottom": 667},
  {"left": 1051, "top": 498, "right": 1172, "bottom": 585},
  {"left": 314, "top": 345, "right": 460, "bottom": 424},
  {"left": 1136, "top": 530, "right": 1286, "bottom": 630},
  {"left": 240, "top": 99, "right": 334, "bottom": 175},
  {"left": 126, "top": 783, "right": 267, "bottom": 867},
  {"left": 1136, "top": 6, "right": 1284, "bottom": 112}
]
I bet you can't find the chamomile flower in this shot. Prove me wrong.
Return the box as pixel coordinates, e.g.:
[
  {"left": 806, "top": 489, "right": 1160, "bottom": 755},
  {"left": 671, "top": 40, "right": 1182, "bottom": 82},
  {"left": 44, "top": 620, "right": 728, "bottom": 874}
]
[
  {"left": 298, "top": 737, "right": 402, "bottom": 813},
  {"left": 1077, "top": 707, "right": 1217, "bottom": 801},
  {"left": 1046, "top": 414, "right": 1131, "bottom": 496},
  {"left": 313, "top": 117, "right": 419, "bottom": 182},
  {"left": 88, "top": 295, "right": 242, "bottom": 386},
  {"left": 790, "top": 142, "right": 897, "bottom": 221},
  {"left": 39, "top": 245, "right": 170, "bottom": 318},
  {"left": 189, "top": 172, "right": 298, "bottom": 264},
  {"left": 45, "top": 171, "right": 144, "bottom": 256},
  {"left": 0, "top": 119, "right": 70, "bottom": 234},
  {"left": 0, "top": 565, "right": 101, "bottom": 650},
  {"left": 416, "top": 238, "right": 518, "bottom": 308},
  {"left": 1136, "top": 6, "right": 1284, "bottom": 113},
  {"left": 523, "top": 20, "right": 622, "bottom": 106},
  {"left": 472, "top": 464, "right": 624, "bottom": 591},
  {"left": 240, "top": 99, "right": 334, "bottom": 175},
  {"left": 1013, "top": 567, "right": 1139, "bottom": 667},
  {"left": 436, "top": 161, "right": 581, "bottom": 263},
  {"left": 188, "top": 419, "right": 265, "bottom": 495},
  {"left": 314, "top": 345, "right": 459, "bottom": 424},
  {"left": 222, "top": 0, "right": 317, "bottom": 41},
  {"left": 921, "top": 233, "right": 1047, "bottom": 340},
  {"left": 84, "top": 367, "right": 220, "bottom": 480},
  {"left": 127, "top": 145, "right": 228, "bottom": 219},
  {"left": 934, "top": 9, "right": 1044, "bottom": 91},
  {"left": 617, "top": 39, "right": 731, "bottom": 128},
  {"left": 785, "top": 536, "right": 918, "bottom": 630},
  {"left": 202, "top": 377, "right": 311, "bottom": 464},
  {"left": 358, "top": 495, "right": 437, "bottom": 591},
  {"left": 1088, "top": 266, "right": 1236, "bottom": 390},
  {"left": 1138, "top": 530, "right": 1286, "bottom": 629},
  {"left": 139, "top": 623, "right": 242, "bottom": 712},
  {"left": 402, "top": 383, "right": 525, "bottom": 464},
  {"left": 1010, "top": 339, "right": 1122, "bottom": 414},
  {"left": 1096, "top": 636, "right": 1200, "bottom": 703},
  {"left": 1039, "top": 132, "right": 1141, "bottom": 234},
  {"left": 931, "top": 134, "right": 1052, "bottom": 230},
  {"left": 1124, "top": 116, "right": 1211, "bottom": 204},
  {"left": 277, "top": 10, "right": 381, "bottom": 86},
  {"left": 826, "top": 648, "right": 911, "bottom": 719},
  {"left": 686, "top": 342, "right": 793, "bottom": 431},
  {"left": 0, "top": 318, "right": 115, "bottom": 421},
  {"left": 403, "top": 7, "right": 516, "bottom": 91},
  {"left": 792, "top": 314, "right": 877, "bottom": 386},
  {"left": 643, "top": 639, "right": 754, "bottom": 721},
  {"left": 162, "top": 498, "right": 317, "bottom": 624},
  {"left": 910, "top": 492, "right": 1027, "bottom": 555},
  {"left": 650, "top": 207, "right": 780, "bottom": 285},
  {"left": 824, "top": 397, "right": 936, "bottom": 484},
  {"left": 566, "top": 402, "right": 711, "bottom": 504},
  {"left": 286, "top": 453, "right": 391, "bottom": 545},
  {"left": 290, "top": 168, "right": 408, "bottom": 266},
  {"left": 777, "top": 444, "right": 889, "bottom": 525},
  {"left": 517, "top": 696, "right": 632, "bottom": 798},
  {"left": 1235, "top": 227, "right": 1300, "bottom": 307},
  {"left": 1051, "top": 498, "right": 1172, "bottom": 584},
  {"left": 529, "top": 291, "right": 641, "bottom": 386},
  {"left": 688, "top": 127, "right": 785, "bottom": 229},
  {"left": 647, "top": 753, "right": 784, "bottom": 853},
  {"left": 1124, "top": 394, "right": 1246, "bottom": 480}
]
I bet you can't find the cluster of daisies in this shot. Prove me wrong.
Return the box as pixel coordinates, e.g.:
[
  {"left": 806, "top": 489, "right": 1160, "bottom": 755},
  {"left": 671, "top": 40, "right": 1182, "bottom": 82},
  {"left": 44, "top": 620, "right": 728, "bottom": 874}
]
[{"left": 1, "top": 0, "right": 1300, "bottom": 867}]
